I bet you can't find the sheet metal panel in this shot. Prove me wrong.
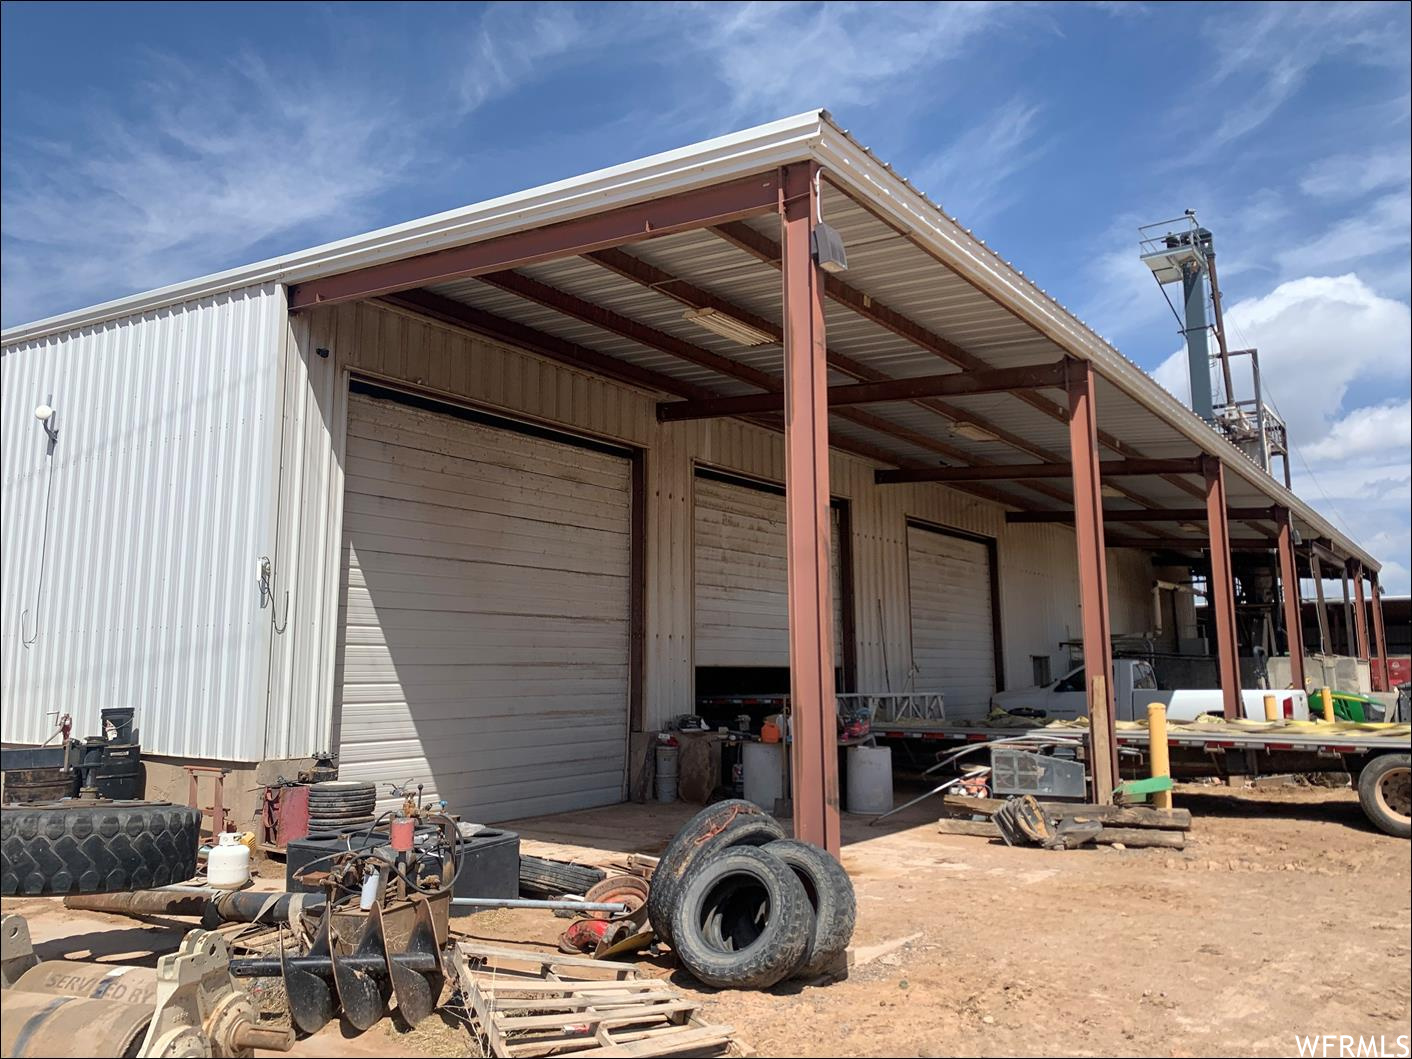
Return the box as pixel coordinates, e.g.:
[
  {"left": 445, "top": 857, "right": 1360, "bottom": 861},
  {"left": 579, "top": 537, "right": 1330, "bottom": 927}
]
[
  {"left": 1, "top": 285, "right": 283, "bottom": 760},
  {"left": 287, "top": 299, "right": 1164, "bottom": 742},
  {"left": 692, "top": 476, "right": 842, "bottom": 668},
  {"left": 905, "top": 526, "right": 996, "bottom": 717},
  {"left": 336, "top": 392, "right": 631, "bottom": 820}
]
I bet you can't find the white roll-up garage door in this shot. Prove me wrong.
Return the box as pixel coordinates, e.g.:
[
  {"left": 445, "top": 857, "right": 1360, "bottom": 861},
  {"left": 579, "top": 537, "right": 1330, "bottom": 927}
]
[
  {"left": 336, "top": 390, "right": 631, "bottom": 821},
  {"left": 906, "top": 524, "right": 996, "bottom": 721},
  {"left": 693, "top": 475, "right": 844, "bottom": 668}
]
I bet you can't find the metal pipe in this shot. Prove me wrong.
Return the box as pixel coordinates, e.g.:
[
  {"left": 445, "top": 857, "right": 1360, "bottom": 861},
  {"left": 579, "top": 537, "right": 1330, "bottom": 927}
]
[
  {"left": 65, "top": 888, "right": 321, "bottom": 924},
  {"left": 449, "top": 897, "right": 628, "bottom": 912}
]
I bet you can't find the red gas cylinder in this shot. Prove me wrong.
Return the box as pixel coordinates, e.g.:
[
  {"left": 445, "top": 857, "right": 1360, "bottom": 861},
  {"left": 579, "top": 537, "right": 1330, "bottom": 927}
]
[{"left": 389, "top": 816, "right": 416, "bottom": 852}]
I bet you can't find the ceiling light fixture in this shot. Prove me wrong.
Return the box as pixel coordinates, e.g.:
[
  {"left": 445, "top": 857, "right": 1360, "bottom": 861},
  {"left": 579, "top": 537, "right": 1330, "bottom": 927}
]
[
  {"left": 682, "top": 307, "right": 774, "bottom": 347},
  {"left": 950, "top": 421, "right": 1000, "bottom": 443}
]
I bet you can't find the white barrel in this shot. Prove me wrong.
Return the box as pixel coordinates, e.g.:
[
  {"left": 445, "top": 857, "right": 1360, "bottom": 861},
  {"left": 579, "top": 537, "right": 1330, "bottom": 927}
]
[
  {"left": 742, "top": 741, "right": 785, "bottom": 811},
  {"left": 846, "top": 746, "right": 893, "bottom": 815},
  {"left": 207, "top": 832, "right": 252, "bottom": 888},
  {"left": 654, "top": 744, "right": 679, "bottom": 803}
]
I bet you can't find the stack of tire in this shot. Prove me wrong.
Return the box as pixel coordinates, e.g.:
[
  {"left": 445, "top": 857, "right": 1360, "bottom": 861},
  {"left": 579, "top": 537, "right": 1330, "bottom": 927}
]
[
  {"left": 305, "top": 781, "right": 377, "bottom": 834},
  {"left": 646, "top": 800, "right": 855, "bottom": 990}
]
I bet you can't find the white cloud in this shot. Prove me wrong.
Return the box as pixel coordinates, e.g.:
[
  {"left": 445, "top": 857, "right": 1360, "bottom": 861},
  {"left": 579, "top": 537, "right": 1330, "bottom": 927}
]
[
  {"left": 1, "top": 54, "right": 413, "bottom": 324},
  {"left": 1200, "top": 3, "right": 1408, "bottom": 146},
  {"left": 1304, "top": 400, "right": 1411, "bottom": 462},
  {"left": 1149, "top": 274, "right": 1411, "bottom": 589},
  {"left": 909, "top": 97, "right": 1044, "bottom": 226},
  {"left": 688, "top": 1, "right": 1015, "bottom": 118},
  {"left": 1150, "top": 274, "right": 1410, "bottom": 430},
  {"left": 459, "top": 2, "right": 584, "bottom": 114},
  {"left": 1300, "top": 145, "right": 1412, "bottom": 200},
  {"left": 1275, "top": 193, "right": 1412, "bottom": 276}
]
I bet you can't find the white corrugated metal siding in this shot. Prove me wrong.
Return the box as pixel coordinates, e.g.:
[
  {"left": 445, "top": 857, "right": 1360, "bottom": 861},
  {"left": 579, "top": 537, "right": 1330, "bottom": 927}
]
[
  {"left": 0, "top": 285, "right": 284, "bottom": 760},
  {"left": 906, "top": 526, "right": 996, "bottom": 718},
  {"left": 693, "top": 476, "right": 843, "bottom": 668},
  {"left": 334, "top": 391, "right": 631, "bottom": 820},
  {"left": 279, "top": 300, "right": 1157, "bottom": 752}
]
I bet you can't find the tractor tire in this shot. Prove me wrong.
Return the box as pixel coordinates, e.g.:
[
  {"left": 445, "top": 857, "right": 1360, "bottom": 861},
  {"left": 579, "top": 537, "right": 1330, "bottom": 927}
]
[
  {"left": 1, "top": 800, "right": 201, "bottom": 896},
  {"left": 518, "top": 855, "right": 607, "bottom": 898},
  {"left": 762, "top": 839, "right": 857, "bottom": 978},
  {"left": 670, "top": 845, "right": 813, "bottom": 990},
  {"left": 1358, "top": 753, "right": 1411, "bottom": 838},
  {"left": 648, "top": 801, "right": 784, "bottom": 949}
]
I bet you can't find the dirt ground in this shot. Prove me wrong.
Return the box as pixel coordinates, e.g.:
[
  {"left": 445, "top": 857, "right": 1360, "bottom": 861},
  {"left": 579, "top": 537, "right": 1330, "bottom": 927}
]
[{"left": 4, "top": 780, "right": 1408, "bottom": 1058}]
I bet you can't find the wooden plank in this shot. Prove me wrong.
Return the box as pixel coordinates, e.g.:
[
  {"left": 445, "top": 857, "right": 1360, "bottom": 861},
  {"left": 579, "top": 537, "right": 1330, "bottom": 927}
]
[
  {"left": 941, "top": 795, "right": 1192, "bottom": 829},
  {"left": 935, "top": 817, "right": 1186, "bottom": 848},
  {"left": 462, "top": 945, "right": 639, "bottom": 973},
  {"left": 497, "top": 1001, "right": 698, "bottom": 1031},
  {"left": 486, "top": 992, "right": 682, "bottom": 1012}
]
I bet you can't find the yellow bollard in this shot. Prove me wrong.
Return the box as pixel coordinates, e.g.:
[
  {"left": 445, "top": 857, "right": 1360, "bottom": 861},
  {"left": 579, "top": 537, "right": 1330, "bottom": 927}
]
[
  {"left": 1147, "top": 702, "right": 1172, "bottom": 812},
  {"left": 1263, "top": 694, "right": 1279, "bottom": 721},
  {"left": 1319, "top": 687, "right": 1335, "bottom": 723}
]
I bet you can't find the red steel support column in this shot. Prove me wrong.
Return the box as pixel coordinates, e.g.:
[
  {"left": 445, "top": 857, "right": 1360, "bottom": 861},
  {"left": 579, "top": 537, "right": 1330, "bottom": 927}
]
[
  {"left": 780, "top": 162, "right": 840, "bottom": 856},
  {"left": 1370, "top": 573, "right": 1390, "bottom": 692},
  {"left": 1066, "top": 359, "right": 1118, "bottom": 803},
  {"left": 1203, "top": 456, "right": 1242, "bottom": 719},
  {"left": 1275, "top": 509, "right": 1306, "bottom": 691},
  {"left": 1350, "top": 562, "right": 1371, "bottom": 664}
]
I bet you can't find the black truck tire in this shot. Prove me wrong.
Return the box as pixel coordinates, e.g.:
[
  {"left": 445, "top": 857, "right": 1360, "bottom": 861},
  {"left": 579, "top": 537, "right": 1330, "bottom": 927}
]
[
  {"left": 1358, "top": 753, "right": 1411, "bottom": 838},
  {"left": 670, "top": 845, "right": 813, "bottom": 990},
  {"left": 762, "top": 839, "right": 857, "bottom": 978},
  {"left": 1, "top": 801, "right": 201, "bottom": 896},
  {"left": 648, "top": 801, "right": 784, "bottom": 949},
  {"left": 519, "top": 855, "right": 607, "bottom": 898}
]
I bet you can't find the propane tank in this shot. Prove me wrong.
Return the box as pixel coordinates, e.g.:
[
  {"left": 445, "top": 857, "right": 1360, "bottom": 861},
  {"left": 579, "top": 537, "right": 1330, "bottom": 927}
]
[{"left": 207, "top": 831, "right": 252, "bottom": 889}]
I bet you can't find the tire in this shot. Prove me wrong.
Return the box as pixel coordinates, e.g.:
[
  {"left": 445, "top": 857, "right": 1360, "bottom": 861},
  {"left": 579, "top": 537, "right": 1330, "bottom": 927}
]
[
  {"left": 306, "top": 797, "right": 376, "bottom": 812},
  {"left": 306, "top": 781, "right": 376, "bottom": 808},
  {"left": 670, "top": 846, "right": 813, "bottom": 990},
  {"left": 1, "top": 800, "right": 201, "bottom": 896},
  {"left": 762, "top": 839, "right": 856, "bottom": 978},
  {"left": 647, "top": 800, "right": 783, "bottom": 949},
  {"left": 306, "top": 806, "right": 378, "bottom": 820},
  {"left": 1358, "top": 753, "right": 1411, "bottom": 838},
  {"left": 308, "top": 781, "right": 375, "bottom": 794},
  {"left": 519, "top": 855, "right": 607, "bottom": 898}
]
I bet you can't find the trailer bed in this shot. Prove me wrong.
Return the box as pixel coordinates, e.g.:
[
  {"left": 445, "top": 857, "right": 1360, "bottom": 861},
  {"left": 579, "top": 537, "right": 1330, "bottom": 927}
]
[{"left": 872, "top": 718, "right": 1411, "bottom": 757}]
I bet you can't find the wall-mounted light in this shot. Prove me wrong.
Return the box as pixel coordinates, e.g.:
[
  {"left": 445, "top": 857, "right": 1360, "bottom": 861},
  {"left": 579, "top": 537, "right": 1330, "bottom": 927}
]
[{"left": 34, "top": 403, "right": 58, "bottom": 444}]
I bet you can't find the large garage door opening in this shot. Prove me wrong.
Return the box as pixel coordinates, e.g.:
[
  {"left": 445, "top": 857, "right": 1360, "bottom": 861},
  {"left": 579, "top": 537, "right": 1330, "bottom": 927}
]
[
  {"left": 906, "top": 521, "right": 1000, "bottom": 722},
  {"left": 335, "top": 383, "right": 633, "bottom": 821},
  {"left": 692, "top": 470, "right": 850, "bottom": 711}
]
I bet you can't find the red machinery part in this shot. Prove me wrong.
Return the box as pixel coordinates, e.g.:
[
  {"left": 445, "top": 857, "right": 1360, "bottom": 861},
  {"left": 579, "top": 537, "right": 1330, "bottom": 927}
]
[{"left": 389, "top": 816, "right": 416, "bottom": 853}]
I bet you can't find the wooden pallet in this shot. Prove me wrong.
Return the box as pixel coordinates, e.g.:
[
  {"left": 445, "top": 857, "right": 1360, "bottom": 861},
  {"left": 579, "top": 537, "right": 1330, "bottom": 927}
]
[{"left": 453, "top": 944, "right": 734, "bottom": 1058}]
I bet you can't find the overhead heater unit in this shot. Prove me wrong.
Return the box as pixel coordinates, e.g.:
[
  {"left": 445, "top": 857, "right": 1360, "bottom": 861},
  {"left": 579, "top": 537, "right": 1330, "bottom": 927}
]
[{"left": 682, "top": 307, "right": 774, "bottom": 347}]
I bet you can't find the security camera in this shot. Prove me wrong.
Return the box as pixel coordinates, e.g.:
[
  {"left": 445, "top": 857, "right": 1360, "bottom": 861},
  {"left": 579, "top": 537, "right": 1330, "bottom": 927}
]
[{"left": 34, "top": 404, "right": 54, "bottom": 422}]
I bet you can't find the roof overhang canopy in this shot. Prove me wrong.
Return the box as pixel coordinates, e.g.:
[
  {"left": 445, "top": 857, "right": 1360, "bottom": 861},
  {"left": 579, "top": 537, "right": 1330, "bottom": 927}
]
[{"left": 4, "top": 111, "right": 1377, "bottom": 571}]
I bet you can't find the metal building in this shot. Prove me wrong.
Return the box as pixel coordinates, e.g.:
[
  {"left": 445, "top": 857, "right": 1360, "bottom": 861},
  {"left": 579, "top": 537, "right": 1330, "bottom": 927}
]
[{"left": 1, "top": 111, "right": 1392, "bottom": 841}]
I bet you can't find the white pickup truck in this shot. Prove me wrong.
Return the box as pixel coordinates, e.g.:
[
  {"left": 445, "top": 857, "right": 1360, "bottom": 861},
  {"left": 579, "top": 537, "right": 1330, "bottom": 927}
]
[{"left": 990, "top": 658, "right": 1311, "bottom": 723}]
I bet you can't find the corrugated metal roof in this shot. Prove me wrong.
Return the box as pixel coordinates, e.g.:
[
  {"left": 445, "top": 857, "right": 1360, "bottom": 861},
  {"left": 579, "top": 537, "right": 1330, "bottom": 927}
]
[{"left": 2, "top": 109, "right": 1376, "bottom": 569}]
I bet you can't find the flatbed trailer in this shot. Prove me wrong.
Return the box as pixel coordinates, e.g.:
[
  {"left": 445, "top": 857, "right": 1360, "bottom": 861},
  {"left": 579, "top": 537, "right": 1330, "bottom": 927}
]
[{"left": 871, "top": 718, "right": 1412, "bottom": 838}]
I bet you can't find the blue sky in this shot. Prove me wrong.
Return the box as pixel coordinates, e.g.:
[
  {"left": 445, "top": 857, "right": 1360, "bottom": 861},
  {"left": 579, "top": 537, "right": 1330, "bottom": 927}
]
[{"left": 3, "top": 1, "right": 1409, "bottom": 589}]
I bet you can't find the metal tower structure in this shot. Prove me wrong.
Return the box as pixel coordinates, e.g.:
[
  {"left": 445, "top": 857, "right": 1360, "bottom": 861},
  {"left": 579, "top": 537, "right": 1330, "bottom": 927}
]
[{"left": 1139, "top": 211, "right": 1291, "bottom": 486}]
